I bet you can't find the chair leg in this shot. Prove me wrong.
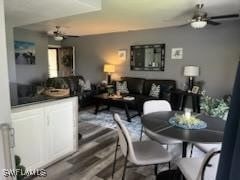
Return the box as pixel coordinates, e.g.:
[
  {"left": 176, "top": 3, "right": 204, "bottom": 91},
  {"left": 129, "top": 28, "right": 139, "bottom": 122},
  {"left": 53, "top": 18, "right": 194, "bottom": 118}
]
[
  {"left": 168, "top": 162, "right": 171, "bottom": 170},
  {"left": 112, "top": 138, "right": 119, "bottom": 178},
  {"left": 140, "top": 125, "right": 143, "bottom": 141},
  {"left": 154, "top": 164, "right": 158, "bottom": 177},
  {"left": 190, "top": 143, "right": 194, "bottom": 157},
  {"left": 122, "top": 156, "right": 128, "bottom": 180}
]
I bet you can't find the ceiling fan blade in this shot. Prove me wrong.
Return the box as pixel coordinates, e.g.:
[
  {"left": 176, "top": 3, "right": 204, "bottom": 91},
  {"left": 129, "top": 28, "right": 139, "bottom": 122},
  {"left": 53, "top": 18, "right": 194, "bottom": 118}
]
[
  {"left": 207, "top": 20, "right": 221, "bottom": 25},
  {"left": 210, "top": 14, "right": 239, "bottom": 20},
  {"left": 176, "top": 22, "right": 190, "bottom": 28},
  {"left": 64, "top": 35, "right": 80, "bottom": 38}
]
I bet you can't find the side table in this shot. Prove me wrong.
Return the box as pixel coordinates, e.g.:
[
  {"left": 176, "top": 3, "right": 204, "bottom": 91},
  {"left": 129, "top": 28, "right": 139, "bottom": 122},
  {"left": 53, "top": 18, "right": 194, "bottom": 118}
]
[{"left": 173, "top": 90, "right": 201, "bottom": 113}]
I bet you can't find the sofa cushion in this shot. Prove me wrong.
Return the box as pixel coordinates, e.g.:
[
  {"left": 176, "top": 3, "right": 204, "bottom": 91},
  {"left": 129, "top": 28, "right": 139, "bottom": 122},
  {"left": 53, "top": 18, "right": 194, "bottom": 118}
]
[{"left": 122, "top": 77, "right": 145, "bottom": 94}]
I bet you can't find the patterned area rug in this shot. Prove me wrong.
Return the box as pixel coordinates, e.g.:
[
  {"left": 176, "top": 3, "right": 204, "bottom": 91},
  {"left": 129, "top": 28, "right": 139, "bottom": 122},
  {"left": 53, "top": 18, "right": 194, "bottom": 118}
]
[{"left": 79, "top": 107, "right": 143, "bottom": 140}]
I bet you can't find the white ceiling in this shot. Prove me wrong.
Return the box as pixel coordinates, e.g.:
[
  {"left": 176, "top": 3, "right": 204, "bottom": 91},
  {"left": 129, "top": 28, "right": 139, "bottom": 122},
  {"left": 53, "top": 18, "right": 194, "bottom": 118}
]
[
  {"left": 4, "top": 0, "right": 102, "bottom": 27},
  {"left": 6, "top": 0, "right": 240, "bottom": 36}
]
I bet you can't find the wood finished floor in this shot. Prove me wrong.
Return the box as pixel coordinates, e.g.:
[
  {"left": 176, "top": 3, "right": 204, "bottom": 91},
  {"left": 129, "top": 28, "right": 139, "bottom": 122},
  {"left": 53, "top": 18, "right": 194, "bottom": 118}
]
[{"left": 33, "top": 122, "right": 159, "bottom": 180}]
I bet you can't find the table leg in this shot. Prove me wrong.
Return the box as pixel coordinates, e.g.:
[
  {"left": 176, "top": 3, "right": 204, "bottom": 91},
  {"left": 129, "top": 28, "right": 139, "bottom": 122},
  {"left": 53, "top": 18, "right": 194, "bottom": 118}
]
[
  {"left": 95, "top": 103, "right": 99, "bottom": 114},
  {"left": 107, "top": 104, "right": 110, "bottom": 111},
  {"left": 192, "top": 96, "right": 196, "bottom": 112},
  {"left": 196, "top": 96, "right": 200, "bottom": 113},
  {"left": 179, "top": 94, "right": 185, "bottom": 111},
  {"left": 124, "top": 103, "right": 131, "bottom": 122},
  {"left": 182, "top": 142, "right": 188, "bottom": 157}
]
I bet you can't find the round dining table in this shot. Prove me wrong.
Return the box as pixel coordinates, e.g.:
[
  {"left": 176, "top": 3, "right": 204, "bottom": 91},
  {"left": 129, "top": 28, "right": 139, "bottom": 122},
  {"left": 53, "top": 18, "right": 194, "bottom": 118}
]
[
  {"left": 142, "top": 111, "right": 225, "bottom": 158},
  {"left": 142, "top": 111, "right": 225, "bottom": 179}
]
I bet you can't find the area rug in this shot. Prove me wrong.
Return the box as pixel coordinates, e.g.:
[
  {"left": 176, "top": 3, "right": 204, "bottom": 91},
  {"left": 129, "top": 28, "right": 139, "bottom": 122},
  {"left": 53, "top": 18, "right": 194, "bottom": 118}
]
[{"left": 79, "top": 107, "right": 143, "bottom": 141}]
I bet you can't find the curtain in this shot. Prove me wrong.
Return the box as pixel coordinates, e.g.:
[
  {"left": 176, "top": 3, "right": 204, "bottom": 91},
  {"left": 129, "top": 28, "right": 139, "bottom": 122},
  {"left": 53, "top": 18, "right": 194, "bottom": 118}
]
[{"left": 217, "top": 62, "right": 240, "bottom": 180}]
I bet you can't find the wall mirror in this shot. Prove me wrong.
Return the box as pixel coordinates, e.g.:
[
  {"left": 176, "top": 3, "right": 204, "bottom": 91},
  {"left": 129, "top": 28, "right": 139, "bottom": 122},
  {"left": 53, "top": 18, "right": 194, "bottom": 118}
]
[{"left": 130, "top": 44, "right": 165, "bottom": 71}]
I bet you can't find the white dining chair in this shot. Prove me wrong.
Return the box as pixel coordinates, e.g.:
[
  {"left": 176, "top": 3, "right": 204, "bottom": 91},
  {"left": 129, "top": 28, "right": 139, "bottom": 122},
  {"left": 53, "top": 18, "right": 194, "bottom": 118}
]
[
  {"left": 190, "top": 143, "right": 222, "bottom": 157},
  {"left": 112, "top": 113, "right": 172, "bottom": 180},
  {"left": 140, "top": 100, "right": 181, "bottom": 145},
  {"left": 176, "top": 148, "right": 221, "bottom": 180}
]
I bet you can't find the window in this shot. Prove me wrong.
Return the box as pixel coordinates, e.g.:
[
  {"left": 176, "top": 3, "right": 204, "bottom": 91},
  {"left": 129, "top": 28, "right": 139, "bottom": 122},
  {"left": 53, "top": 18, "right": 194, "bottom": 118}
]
[{"left": 48, "top": 48, "right": 58, "bottom": 78}]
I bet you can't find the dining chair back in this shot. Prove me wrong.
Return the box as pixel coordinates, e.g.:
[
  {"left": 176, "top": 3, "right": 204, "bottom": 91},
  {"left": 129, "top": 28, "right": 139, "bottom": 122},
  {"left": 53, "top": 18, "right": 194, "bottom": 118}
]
[
  {"left": 199, "top": 148, "right": 220, "bottom": 180},
  {"left": 143, "top": 100, "right": 171, "bottom": 114},
  {"left": 177, "top": 148, "right": 220, "bottom": 180},
  {"left": 114, "top": 113, "right": 137, "bottom": 163},
  {"left": 112, "top": 113, "right": 172, "bottom": 180},
  {"left": 141, "top": 100, "right": 181, "bottom": 144}
]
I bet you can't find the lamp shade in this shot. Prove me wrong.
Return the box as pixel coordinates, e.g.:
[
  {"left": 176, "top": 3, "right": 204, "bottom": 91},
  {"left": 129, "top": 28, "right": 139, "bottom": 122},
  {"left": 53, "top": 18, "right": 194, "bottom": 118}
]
[
  {"left": 104, "top": 64, "right": 115, "bottom": 73},
  {"left": 184, "top": 66, "right": 199, "bottom": 77}
]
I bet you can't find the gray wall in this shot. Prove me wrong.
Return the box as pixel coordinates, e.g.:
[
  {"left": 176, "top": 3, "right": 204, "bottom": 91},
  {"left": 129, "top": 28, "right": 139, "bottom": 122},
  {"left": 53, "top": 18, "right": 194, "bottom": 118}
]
[
  {"left": 14, "top": 28, "right": 49, "bottom": 84},
  {"left": 62, "top": 20, "right": 240, "bottom": 97}
]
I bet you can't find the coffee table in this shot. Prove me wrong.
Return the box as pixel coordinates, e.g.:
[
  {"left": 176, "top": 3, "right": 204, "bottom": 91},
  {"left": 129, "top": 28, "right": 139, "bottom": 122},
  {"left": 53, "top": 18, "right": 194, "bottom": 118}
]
[{"left": 94, "top": 93, "right": 141, "bottom": 122}]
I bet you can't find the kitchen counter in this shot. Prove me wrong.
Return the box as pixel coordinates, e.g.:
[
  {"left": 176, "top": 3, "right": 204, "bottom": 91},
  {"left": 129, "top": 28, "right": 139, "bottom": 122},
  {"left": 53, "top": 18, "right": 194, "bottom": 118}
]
[
  {"left": 10, "top": 83, "right": 77, "bottom": 108},
  {"left": 11, "top": 94, "right": 77, "bottom": 108}
]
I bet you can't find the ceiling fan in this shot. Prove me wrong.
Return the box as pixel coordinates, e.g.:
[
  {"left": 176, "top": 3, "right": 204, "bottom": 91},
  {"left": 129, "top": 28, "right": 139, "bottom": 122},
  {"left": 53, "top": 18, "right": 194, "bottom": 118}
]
[
  {"left": 50, "top": 26, "right": 79, "bottom": 41},
  {"left": 187, "top": 4, "right": 239, "bottom": 29}
]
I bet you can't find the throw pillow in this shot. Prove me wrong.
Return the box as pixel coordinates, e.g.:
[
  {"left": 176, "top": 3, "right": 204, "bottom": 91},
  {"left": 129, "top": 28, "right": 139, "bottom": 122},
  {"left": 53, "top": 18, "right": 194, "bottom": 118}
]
[
  {"left": 149, "top": 83, "right": 160, "bottom": 98},
  {"left": 79, "top": 79, "right": 85, "bottom": 87},
  {"left": 84, "top": 80, "right": 91, "bottom": 90},
  {"left": 116, "top": 81, "right": 129, "bottom": 93}
]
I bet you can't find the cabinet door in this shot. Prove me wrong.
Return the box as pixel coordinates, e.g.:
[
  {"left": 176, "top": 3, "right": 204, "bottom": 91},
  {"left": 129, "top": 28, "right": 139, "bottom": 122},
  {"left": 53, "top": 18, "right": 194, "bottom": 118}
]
[
  {"left": 12, "top": 109, "right": 45, "bottom": 169},
  {"left": 46, "top": 101, "right": 74, "bottom": 162}
]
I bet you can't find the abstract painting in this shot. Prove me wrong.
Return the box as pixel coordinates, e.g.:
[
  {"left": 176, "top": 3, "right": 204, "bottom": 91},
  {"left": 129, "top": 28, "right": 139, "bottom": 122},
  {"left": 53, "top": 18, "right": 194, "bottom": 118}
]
[{"left": 15, "top": 41, "right": 36, "bottom": 65}]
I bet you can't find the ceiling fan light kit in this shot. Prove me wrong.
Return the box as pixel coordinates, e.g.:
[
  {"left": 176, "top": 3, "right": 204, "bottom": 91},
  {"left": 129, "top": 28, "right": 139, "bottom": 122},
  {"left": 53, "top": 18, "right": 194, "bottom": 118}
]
[
  {"left": 54, "top": 35, "right": 63, "bottom": 41},
  {"left": 188, "top": 3, "right": 239, "bottom": 29},
  {"left": 191, "top": 20, "right": 207, "bottom": 29}
]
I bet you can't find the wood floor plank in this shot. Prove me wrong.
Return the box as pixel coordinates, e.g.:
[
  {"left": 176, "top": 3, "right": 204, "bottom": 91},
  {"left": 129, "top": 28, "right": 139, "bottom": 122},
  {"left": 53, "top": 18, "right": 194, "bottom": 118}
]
[
  {"left": 33, "top": 121, "right": 160, "bottom": 180},
  {"left": 79, "top": 128, "right": 112, "bottom": 145},
  {"left": 72, "top": 150, "right": 122, "bottom": 180},
  {"left": 68, "top": 155, "right": 100, "bottom": 175},
  {"left": 97, "top": 155, "right": 125, "bottom": 179},
  {"left": 68, "top": 136, "right": 116, "bottom": 164}
]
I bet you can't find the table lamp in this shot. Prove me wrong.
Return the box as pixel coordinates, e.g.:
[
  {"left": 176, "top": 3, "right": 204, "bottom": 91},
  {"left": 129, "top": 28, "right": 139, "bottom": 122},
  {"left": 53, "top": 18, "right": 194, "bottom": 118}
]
[
  {"left": 104, "top": 64, "right": 115, "bottom": 84},
  {"left": 184, "top": 66, "right": 199, "bottom": 91}
]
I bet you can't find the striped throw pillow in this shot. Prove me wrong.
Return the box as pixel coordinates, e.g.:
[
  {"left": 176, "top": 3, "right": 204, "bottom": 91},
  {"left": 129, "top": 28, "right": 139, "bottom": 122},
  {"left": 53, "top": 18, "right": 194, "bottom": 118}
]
[
  {"left": 116, "top": 81, "right": 129, "bottom": 93},
  {"left": 149, "top": 83, "right": 160, "bottom": 98}
]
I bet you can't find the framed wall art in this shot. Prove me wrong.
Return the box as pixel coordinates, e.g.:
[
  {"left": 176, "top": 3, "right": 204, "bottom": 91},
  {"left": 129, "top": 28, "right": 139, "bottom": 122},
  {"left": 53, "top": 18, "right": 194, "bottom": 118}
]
[
  {"left": 171, "top": 48, "right": 183, "bottom": 60},
  {"left": 118, "top": 49, "right": 127, "bottom": 61},
  {"left": 15, "top": 41, "right": 36, "bottom": 65}
]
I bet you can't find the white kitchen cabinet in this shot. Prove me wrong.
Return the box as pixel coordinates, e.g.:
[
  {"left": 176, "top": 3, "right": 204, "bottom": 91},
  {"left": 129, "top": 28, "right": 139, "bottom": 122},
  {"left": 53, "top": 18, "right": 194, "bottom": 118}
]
[
  {"left": 46, "top": 102, "right": 74, "bottom": 162},
  {"left": 11, "top": 108, "right": 45, "bottom": 169},
  {"left": 11, "top": 97, "right": 78, "bottom": 170}
]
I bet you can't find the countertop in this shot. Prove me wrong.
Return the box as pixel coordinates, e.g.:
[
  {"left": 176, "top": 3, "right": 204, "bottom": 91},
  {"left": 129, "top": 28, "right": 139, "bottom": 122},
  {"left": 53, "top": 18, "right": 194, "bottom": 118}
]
[{"left": 11, "top": 94, "right": 77, "bottom": 108}]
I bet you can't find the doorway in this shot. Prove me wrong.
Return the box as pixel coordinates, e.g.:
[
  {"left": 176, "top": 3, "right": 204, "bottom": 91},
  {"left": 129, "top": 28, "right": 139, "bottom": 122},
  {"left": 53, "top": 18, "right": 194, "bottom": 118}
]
[{"left": 48, "top": 47, "right": 75, "bottom": 78}]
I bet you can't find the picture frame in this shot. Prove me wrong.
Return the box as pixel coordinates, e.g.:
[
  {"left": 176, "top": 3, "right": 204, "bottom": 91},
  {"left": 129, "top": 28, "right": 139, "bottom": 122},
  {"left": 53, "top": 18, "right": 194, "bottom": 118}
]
[
  {"left": 15, "top": 41, "right": 36, "bottom": 65},
  {"left": 192, "top": 86, "right": 200, "bottom": 94},
  {"left": 171, "top": 48, "right": 183, "bottom": 60},
  {"left": 118, "top": 49, "right": 127, "bottom": 61}
]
